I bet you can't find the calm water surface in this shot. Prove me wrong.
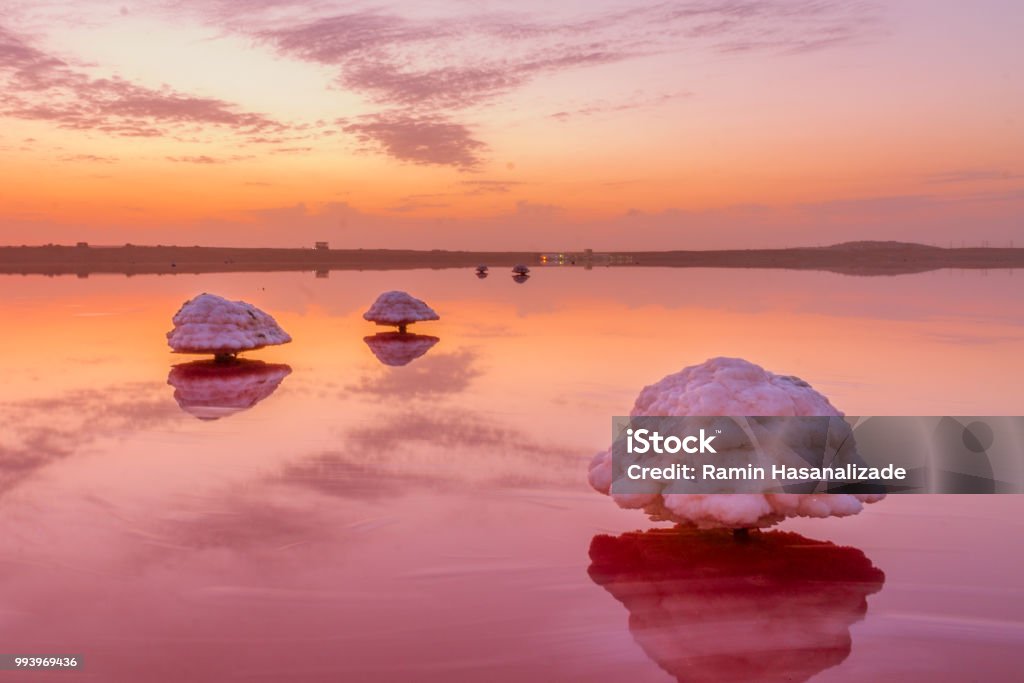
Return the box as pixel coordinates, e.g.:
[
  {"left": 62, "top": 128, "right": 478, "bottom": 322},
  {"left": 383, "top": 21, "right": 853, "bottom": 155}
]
[{"left": 1, "top": 267, "right": 1022, "bottom": 682}]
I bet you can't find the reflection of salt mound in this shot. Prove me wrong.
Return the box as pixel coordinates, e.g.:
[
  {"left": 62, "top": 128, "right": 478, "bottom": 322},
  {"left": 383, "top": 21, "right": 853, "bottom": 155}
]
[
  {"left": 588, "top": 357, "right": 883, "bottom": 528},
  {"left": 167, "top": 360, "right": 292, "bottom": 420},
  {"left": 363, "top": 333, "right": 439, "bottom": 367},
  {"left": 588, "top": 528, "right": 885, "bottom": 683},
  {"left": 166, "top": 293, "right": 291, "bottom": 359}
]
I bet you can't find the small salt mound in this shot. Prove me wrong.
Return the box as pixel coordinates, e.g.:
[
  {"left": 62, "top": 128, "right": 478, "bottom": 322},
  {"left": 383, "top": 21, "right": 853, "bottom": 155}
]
[
  {"left": 588, "top": 357, "right": 884, "bottom": 529},
  {"left": 363, "top": 291, "right": 439, "bottom": 331},
  {"left": 166, "top": 293, "right": 291, "bottom": 357}
]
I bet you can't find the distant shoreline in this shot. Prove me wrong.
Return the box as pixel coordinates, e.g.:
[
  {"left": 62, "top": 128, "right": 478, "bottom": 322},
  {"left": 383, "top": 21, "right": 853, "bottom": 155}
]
[{"left": 1, "top": 242, "right": 1022, "bottom": 277}]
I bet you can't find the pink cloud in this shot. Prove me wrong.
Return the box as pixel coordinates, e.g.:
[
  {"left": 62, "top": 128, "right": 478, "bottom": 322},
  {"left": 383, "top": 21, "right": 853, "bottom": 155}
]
[
  {"left": 60, "top": 153, "right": 118, "bottom": 163},
  {"left": 3, "top": 2, "right": 883, "bottom": 169},
  {"left": 260, "top": 12, "right": 450, "bottom": 64},
  {"left": 459, "top": 180, "right": 526, "bottom": 195},
  {"left": 386, "top": 198, "right": 452, "bottom": 213},
  {"left": 248, "top": 3, "right": 879, "bottom": 167},
  {"left": 271, "top": 146, "right": 313, "bottom": 154},
  {"left": 0, "top": 24, "right": 288, "bottom": 139},
  {"left": 260, "top": 10, "right": 639, "bottom": 111},
  {"left": 549, "top": 90, "right": 694, "bottom": 121},
  {"left": 166, "top": 155, "right": 253, "bottom": 164},
  {"left": 339, "top": 113, "right": 486, "bottom": 169},
  {"left": 926, "top": 169, "right": 1024, "bottom": 184}
]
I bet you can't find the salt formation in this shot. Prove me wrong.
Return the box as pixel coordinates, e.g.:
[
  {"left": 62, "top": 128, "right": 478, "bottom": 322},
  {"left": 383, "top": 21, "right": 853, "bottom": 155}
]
[
  {"left": 588, "top": 528, "right": 885, "bottom": 683},
  {"left": 512, "top": 273, "right": 530, "bottom": 284},
  {"left": 364, "top": 333, "right": 439, "bottom": 367},
  {"left": 363, "top": 291, "right": 439, "bottom": 334},
  {"left": 588, "top": 357, "right": 884, "bottom": 528},
  {"left": 512, "top": 264, "right": 530, "bottom": 275},
  {"left": 167, "top": 360, "right": 292, "bottom": 420},
  {"left": 166, "top": 293, "right": 291, "bottom": 360}
]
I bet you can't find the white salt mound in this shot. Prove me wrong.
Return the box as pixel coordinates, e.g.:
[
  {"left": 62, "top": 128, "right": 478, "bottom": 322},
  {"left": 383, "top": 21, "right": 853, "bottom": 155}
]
[
  {"left": 587, "top": 357, "right": 884, "bottom": 529},
  {"left": 363, "top": 291, "right": 439, "bottom": 327},
  {"left": 166, "top": 293, "right": 291, "bottom": 356}
]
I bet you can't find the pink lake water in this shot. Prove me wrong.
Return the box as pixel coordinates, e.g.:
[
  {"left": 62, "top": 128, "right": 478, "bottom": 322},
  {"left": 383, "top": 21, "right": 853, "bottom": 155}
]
[{"left": 1, "top": 267, "right": 1023, "bottom": 682}]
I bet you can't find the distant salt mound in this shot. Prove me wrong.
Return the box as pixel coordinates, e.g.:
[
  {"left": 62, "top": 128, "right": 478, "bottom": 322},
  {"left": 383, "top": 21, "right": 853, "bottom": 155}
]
[
  {"left": 587, "top": 357, "right": 883, "bottom": 529},
  {"left": 363, "top": 291, "right": 439, "bottom": 333},
  {"left": 168, "top": 359, "right": 291, "bottom": 420},
  {"left": 364, "top": 332, "right": 439, "bottom": 367},
  {"left": 167, "top": 293, "right": 291, "bottom": 358}
]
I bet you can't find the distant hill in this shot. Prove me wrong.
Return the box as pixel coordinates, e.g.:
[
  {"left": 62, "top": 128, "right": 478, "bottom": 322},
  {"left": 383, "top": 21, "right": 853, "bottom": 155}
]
[{"left": 818, "top": 241, "right": 942, "bottom": 251}]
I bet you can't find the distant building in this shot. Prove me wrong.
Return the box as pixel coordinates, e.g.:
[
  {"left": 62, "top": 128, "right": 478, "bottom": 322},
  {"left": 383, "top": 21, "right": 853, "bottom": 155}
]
[
  {"left": 76, "top": 241, "right": 89, "bottom": 248},
  {"left": 315, "top": 241, "right": 329, "bottom": 250},
  {"left": 539, "top": 253, "right": 566, "bottom": 265},
  {"left": 538, "top": 249, "right": 634, "bottom": 267}
]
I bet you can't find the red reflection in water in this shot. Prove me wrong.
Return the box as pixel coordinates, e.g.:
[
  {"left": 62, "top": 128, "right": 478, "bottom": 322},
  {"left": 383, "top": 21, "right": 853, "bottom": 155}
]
[
  {"left": 168, "top": 359, "right": 292, "bottom": 420},
  {"left": 589, "top": 529, "right": 885, "bottom": 683}
]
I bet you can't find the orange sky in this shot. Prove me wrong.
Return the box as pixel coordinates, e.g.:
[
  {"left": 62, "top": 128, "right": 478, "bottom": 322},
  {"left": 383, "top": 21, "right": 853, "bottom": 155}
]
[{"left": 0, "top": 1, "right": 1021, "bottom": 248}]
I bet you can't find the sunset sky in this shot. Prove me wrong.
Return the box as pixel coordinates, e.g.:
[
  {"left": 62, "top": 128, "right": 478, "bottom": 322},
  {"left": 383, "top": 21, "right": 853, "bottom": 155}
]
[{"left": 1, "top": 0, "right": 1021, "bottom": 249}]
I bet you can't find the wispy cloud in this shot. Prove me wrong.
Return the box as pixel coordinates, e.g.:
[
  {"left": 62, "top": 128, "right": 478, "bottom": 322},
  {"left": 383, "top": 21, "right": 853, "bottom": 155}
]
[
  {"left": 247, "top": 2, "right": 878, "bottom": 167},
  {"left": 549, "top": 90, "right": 693, "bottom": 121},
  {"left": 459, "top": 179, "right": 526, "bottom": 195},
  {"left": 926, "top": 169, "right": 1023, "bottom": 184},
  {"left": 0, "top": 23, "right": 287, "bottom": 139},
  {"left": 386, "top": 192, "right": 452, "bottom": 212},
  {"left": 59, "top": 153, "right": 118, "bottom": 163},
  {"left": 345, "top": 349, "right": 482, "bottom": 399},
  {"left": 339, "top": 112, "right": 486, "bottom": 169},
  {"left": 166, "top": 154, "right": 253, "bottom": 164},
  {"left": 2, "top": 2, "right": 882, "bottom": 170},
  {"left": 337, "top": 49, "right": 626, "bottom": 110},
  {"left": 259, "top": 9, "right": 641, "bottom": 111},
  {"left": 271, "top": 146, "right": 313, "bottom": 154}
]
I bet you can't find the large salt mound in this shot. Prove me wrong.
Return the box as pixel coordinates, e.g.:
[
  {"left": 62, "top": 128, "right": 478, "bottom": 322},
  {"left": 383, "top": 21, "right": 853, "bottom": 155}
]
[
  {"left": 363, "top": 291, "right": 439, "bottom": 332},
  {"left": 166, "top": 293, "right": 291, "bottom": 357},
  {"left": 587, "top": 357, "right": 884, "bottom": 529}
]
